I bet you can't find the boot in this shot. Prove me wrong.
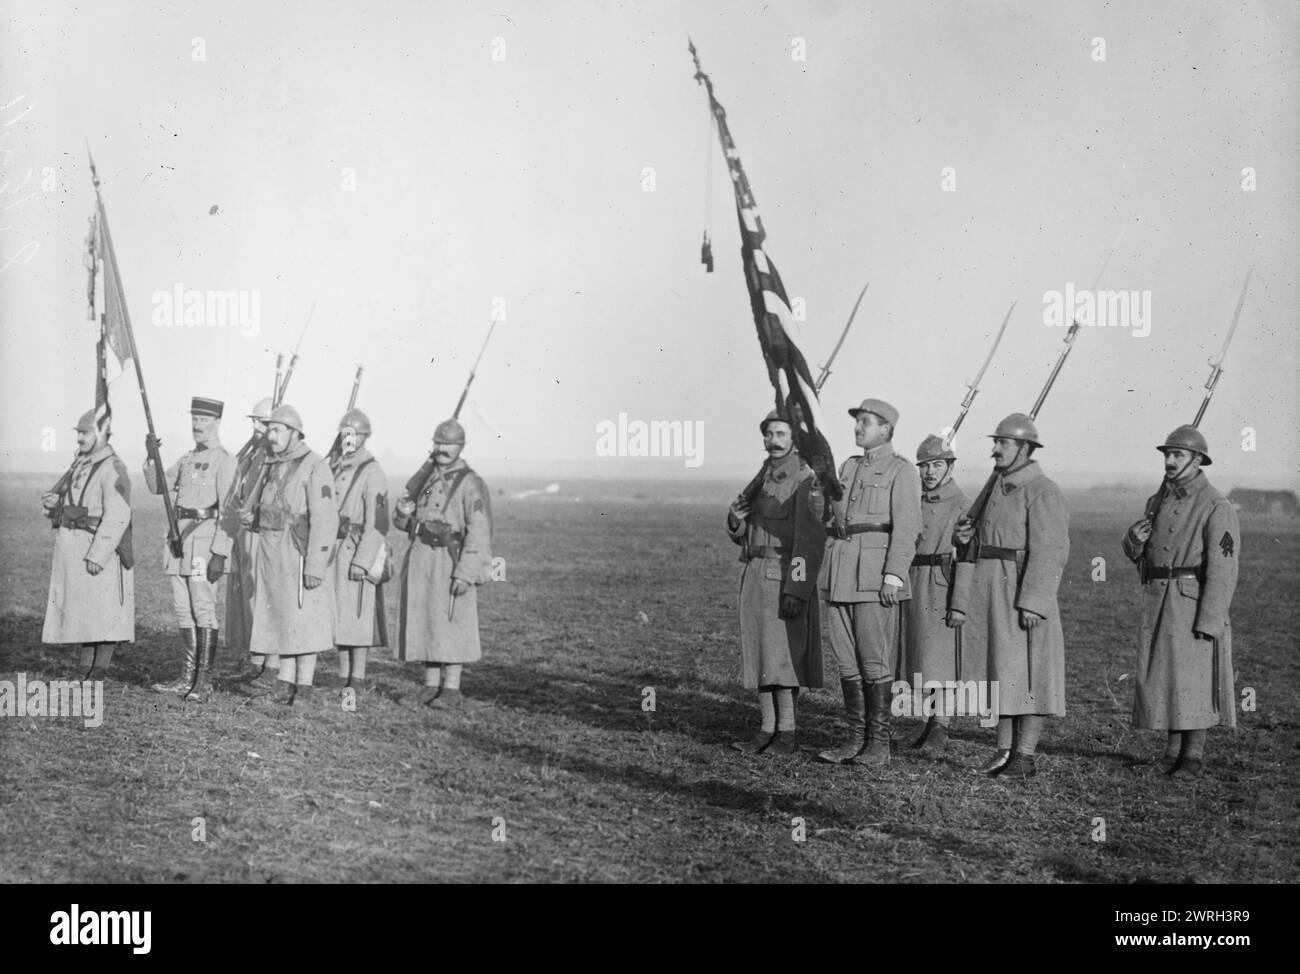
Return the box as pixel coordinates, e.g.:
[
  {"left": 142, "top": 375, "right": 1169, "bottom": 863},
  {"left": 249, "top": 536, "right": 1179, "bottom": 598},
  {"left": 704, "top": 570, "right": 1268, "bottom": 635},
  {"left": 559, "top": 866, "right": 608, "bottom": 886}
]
[
  {"left": 427, "top": 687, "right": 464, "bottom": 710},
  {"left": 816, "top": 680, "right": 867, "bottom": 764},
  {"left": 184, "top": 628, "right": 217, "bottom": 702},
  {"left": 1000, "top": 752, "right": 1038, "bottom": 778},
  {"left": 764, "top": 731, "right": 798, "bottom": 756},
  {"left": 153, "top": 629, "right": 198, "bottom": 694},
  {"left": 1168, "top": 756, "right": 1204, "bottom": 780},
  {"left": 914, "top": 720, "right": 949, "bottom": 755},
  {"left": 851, "top": 680, "right": 893, "bottom": 767},
  {"left": 269, "top": 679, "right": 296, "bottom": 705},
  {"left": 291, "top": 684, "right": 314, "bottom": 707},
  {"left": 973, "top": 748, "right": 1012, "bottom": 775},
  {"left": 731, "top": 730, "right": 774, "bottom": 753}
]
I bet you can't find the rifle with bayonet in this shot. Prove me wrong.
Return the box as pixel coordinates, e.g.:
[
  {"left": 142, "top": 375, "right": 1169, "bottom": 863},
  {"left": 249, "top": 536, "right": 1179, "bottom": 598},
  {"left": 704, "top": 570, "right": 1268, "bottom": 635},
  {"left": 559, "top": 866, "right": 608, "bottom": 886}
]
[
  {"left": 943, "top": 301, "right": 1015, "bottom": 449},
  {"left": 1134, "top": 268, "right": 1253, "bottom": 575},
  {"left": 327, "top": 365, "right": 365, "bottom": 465}
]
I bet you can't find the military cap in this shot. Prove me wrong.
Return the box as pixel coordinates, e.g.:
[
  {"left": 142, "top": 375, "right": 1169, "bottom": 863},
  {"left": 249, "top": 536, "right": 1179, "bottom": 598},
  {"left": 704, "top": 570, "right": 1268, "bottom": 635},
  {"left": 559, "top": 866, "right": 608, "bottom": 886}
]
[
  {"left": 268, "top": 404, "right": 304, "bottom": 434},
  {"left": 433, "top": 418, "right": 466, "bottom": 445},
  {"left": 1158, "top": 425, "right": 1211, "bottom": 466},
  {"left": 338, "top": 408, "right": 372, "bottom": 436},
  {"left": 916, "top": 434, "right": 956, "bottom": 464},
  {"left": 759, "top": 409, "right": 792, "bottom": 434},
  {"left": 247, "top": 397, "right": 274, "bottom": 421},
  {"left": 74, "top": 409, "right": 98, "bottom": 433},
  {"left": 191, "top": 397, "right": 223, "bottom": 418},
  {"left": 848, "top": 398, "right": 899, "bottom": 427},
  {"left": 990, "top": 413, "right": 1042, "bottom": 449}
]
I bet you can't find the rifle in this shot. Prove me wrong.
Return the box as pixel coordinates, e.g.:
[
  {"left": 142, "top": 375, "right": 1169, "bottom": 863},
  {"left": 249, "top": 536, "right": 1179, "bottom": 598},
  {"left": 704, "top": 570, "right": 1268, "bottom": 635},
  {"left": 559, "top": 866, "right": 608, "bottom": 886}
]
[
  {"left": 275, "top": 302, "right": 315, "bottom": 409},
  {"left": 814, "top": 282, "right": 870, "bottom": 394},
  {"left": 327, "top": 366, "right": 365, "bottom": 464},
  {"left": 943, "top": 301, "right": 1015, "bottom": 449},
  {"left": 43, "top": 455, "right": 79, "bottom": 526},
  {"left": 403, "top": 322, "right": 499, "bottom": 501},
  {"left": 89, "top": 149, "right": 184, "bottom": 559},
  {"left": 1137, "top": 269, "right": 1253, "bottom": 571}
]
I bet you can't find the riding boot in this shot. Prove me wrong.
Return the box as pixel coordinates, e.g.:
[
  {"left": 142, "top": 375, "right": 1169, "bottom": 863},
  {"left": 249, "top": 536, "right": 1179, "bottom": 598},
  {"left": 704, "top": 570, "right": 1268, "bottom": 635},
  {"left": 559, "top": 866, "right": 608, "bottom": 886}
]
[
  {"left": 851, "top": 680, "right": 893, "bottom": 767},
  {"left": 153, "top": 628, "right": 198, "bottom": 694},
  {"left": 184, "top": 628, "right": 217, "bottom": 702},
  {"left": 816, "top": 680, "right": 866, "bottom": 764}
]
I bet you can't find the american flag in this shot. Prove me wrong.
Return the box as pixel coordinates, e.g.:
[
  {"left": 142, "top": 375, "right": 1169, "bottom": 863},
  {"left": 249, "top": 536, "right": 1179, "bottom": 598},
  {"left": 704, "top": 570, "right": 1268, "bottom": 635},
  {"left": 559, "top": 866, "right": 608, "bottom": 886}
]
[
  {"left": 690, "top": 42, "right": 841, "bottom": 501},
  {"left": 88, "top": 207, "right": 134, "bottom": 440}
]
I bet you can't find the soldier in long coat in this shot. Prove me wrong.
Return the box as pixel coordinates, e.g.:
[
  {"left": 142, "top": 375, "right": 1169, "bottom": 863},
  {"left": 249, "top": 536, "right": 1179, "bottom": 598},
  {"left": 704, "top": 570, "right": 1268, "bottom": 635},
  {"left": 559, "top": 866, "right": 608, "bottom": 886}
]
[
  {"left": 952, "top": 413, "right": 1070, "bottom": 778},
  {"left": 143, "top": 396, "right": 236, "bottom": 701},
  {"left": 902, "top": 434, "right": 972, "bottom": 754},
  {"left": 211, "top": 397, "right": 276, "bottom": 684},
  {"left": 396, "top": 418, "right": 493, "bottom": 710},
  {"left": 1121, "top": 425, "right": 1239, "bottom": 779},
  {"left": 248, "top": 404, "right": 339, "bottom": 706},
  {"left": 329, "top": 408, "right": 390, "bottom": 692},
  {"left": 41, "top": 410, "right": 134, "bottom": 678},
  {"left": 724, "top": 411, "right": 825, "bottom": 755},
  {"left": 816, "top": 398, "right": 922, "bottom": 767}
]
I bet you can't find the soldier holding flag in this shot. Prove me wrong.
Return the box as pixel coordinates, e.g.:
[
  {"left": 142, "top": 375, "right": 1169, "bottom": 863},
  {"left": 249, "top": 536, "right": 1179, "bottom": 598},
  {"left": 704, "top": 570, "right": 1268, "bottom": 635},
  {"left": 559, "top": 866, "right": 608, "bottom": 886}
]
[
  {"left": 396, "top": 419, "right": 493, "bottom": 709},
  {"left": 247, "top": 405, "right": 339, "bottom": 706},
  {"left": 41, "top": 410, "right": 135, "bottom": 679},
  {"left": 725, "top": 410, "right": 825, "bottom": 755},
  {"left": 1122, "top": 427, "right": 1240, "bottom": 778},
  {"left": 144, "top": 397, "right": 236, "bottom": 702},
  {"left": 329, "top": 408, "right": 391, "bottom": 693}
]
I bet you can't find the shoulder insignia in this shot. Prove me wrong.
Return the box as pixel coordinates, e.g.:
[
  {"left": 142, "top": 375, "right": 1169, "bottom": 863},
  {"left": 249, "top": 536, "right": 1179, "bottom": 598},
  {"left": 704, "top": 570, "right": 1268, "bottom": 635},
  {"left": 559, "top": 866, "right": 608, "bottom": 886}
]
[
  {"left": 322, "top": 484, "right": 332, "bottom": 500},
  {"left": 1220, "top": 532, "right": 1234, "bottom": 558}
]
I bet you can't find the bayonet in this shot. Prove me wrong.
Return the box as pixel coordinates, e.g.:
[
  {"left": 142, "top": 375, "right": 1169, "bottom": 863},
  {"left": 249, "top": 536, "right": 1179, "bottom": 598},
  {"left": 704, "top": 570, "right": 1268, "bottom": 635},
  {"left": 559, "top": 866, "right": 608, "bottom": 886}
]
[
  {"left": 944, "top": 300, "right": 1015, "bottom": 447},
  {"left": 815, "top": 282, "right": 869, "bottom": 394}
]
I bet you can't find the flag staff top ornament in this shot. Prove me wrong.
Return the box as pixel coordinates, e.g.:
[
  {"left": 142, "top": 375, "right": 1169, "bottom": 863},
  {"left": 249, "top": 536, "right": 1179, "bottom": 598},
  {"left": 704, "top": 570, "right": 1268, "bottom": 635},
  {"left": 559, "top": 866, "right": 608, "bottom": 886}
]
[{"left": 689, "top": 39, "right": 842, "bottom": 505}]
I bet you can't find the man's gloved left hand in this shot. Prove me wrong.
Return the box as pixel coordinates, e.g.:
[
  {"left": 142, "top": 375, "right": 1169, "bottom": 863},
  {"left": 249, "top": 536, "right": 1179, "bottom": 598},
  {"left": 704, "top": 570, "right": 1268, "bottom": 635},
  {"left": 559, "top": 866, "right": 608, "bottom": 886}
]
[
  {"left": 205, "top": 554, "right": 226, "bottom": 582},
  {"left": 778, "top": 594, "right": 805, "bottom": 619}
]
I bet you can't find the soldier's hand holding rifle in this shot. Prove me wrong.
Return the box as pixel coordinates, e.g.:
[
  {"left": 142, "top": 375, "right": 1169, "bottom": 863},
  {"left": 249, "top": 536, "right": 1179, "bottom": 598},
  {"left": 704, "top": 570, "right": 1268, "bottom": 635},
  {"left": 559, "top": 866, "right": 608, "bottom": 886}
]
[
  {"left": 945, "top": 609, "right": 965, "bottom": 629},
  {"left": 727, "top": 496, "right": 750, "bottom": 530},
  {"left": 1019, "top": 609, "right": 1044, "bottom": 630},
  {"left": 1126, "top": 518, "right": 1153, "bottom": 547},
  {"left": 348, "top": 564, "right": 366, "bottom": 581},
  {"left": 42, "top": 492, "right": 58, "bottom": 510},
  {"left": 953, "top": 517, "right": 975, "bottom": 546}
]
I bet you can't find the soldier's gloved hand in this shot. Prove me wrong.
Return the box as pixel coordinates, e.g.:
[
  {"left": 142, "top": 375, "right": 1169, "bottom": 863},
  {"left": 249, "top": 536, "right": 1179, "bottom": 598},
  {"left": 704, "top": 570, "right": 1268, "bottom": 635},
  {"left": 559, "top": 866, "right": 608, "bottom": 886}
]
[
  {"left": 808, "top": 453, "right": 829, "bottom": 476},
  {"left": 945, "top": 609, "right": 965, "bottom": 628},
  {"left": 205, "top": 554, "right": 225, "bottom": 582},
  {"left": 303, "top": 574, "right": 322, "bottom": 590},
  {"left": 41, "top": 492, "right": 59, "bottom": 510},
  {"left": 1019, "top": 609, "right": 1044, "bottom": 630},
  {"left": 145, "top": 434, "right": 162, "bottom": 455},
  {"left": 953, "top": 518, "right": 975, "bottom": 546},
  {"left": 1126, "top": 519, "right": 1153, "bottom": 545},
  {"left": 450, "top": 578, "right": 471, "bottom": 597},
  {"left": 238, "top": 509, "right": 255, "bottom": 528},
  {"left": 348, "top": 564, "right": 366, "bottom": 581},
  {"left": 778, "top": 594, "right": 805, "bottom": 619},
  {"left": 85, "top": 558, "right": 103, "bottom": 576},
  {"left": 728, "top": 497, "right": 750, "bottom": 523},
  {"left": 879, "top": 580, "right": 902, "bottom": 607}
]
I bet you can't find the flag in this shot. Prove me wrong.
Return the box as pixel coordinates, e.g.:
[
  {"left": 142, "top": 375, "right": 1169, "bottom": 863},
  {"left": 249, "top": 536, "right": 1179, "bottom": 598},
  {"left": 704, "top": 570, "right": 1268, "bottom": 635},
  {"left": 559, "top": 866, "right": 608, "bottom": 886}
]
[
  {"left": 690, "top": 43, "right": 841, "bottom": 501},
  {"left": 90, "top": 208, "right": 133, "bottom": 439}
]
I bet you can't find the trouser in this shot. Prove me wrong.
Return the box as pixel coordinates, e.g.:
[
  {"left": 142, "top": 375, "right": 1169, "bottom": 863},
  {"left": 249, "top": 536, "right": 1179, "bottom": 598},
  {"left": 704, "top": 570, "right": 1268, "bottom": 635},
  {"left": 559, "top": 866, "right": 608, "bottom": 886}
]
[
  {"left": 827, "top": 600, "right": 900, "bottom": 683},
  {"left": 171, "top": 574, "right": 219, "bottom": 630}
]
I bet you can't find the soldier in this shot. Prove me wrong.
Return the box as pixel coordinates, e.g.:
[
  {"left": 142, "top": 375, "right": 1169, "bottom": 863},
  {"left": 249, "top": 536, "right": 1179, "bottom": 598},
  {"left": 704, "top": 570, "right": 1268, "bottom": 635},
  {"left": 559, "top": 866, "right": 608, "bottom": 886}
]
[
  {"left": 1121, "top": 426, "right": 1239, "bottom": 778},
  {"left": 247, "top": 404, "right": 339, "bottom": 705},
  {"left": 329, "top": 408, "right": 391, "bottom": 693},
  {"left": 143, "top": 397, "right": 236, "bottom": 701},
  {"left": 902, "top": 434, "right": 972, "bottom": 754},
  {"left": 395, "top": 419, "right": 493, "bottom": 710},
  {"left": 724, "top": 411, "right": 825, "bottom": 755},
  {"left": 211, "top": 397, "right": 278, "bottom": 685},
  {"left": 816, "top": 399, "right": 921, "bottom": 767},
  {"left": 41, "top": 410, "right": 134, "bottom": 678},
  {"left": 952, "top": 414, "right": 1070, "bottom": 778}
]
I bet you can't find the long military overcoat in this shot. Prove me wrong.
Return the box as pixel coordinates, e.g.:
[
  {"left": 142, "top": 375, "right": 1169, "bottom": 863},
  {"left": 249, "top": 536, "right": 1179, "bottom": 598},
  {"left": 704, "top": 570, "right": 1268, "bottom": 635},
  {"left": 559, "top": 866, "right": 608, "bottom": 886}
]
[
  {"left": 330, "top": 448, "right": 390, "bottom": 648},
  {"left": 211, "top": 438, "right": 268, "bottom": 654},
  {"left": 902, "top": 479, "right": 974, "bottom": 683}
]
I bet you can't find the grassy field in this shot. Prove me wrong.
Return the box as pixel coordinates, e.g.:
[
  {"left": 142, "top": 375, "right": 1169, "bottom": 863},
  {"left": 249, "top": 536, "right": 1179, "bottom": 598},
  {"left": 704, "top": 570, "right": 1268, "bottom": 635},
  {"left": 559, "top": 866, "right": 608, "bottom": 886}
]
[{"left": 1, "top": 473, "right": 1297, "bottom": 883}]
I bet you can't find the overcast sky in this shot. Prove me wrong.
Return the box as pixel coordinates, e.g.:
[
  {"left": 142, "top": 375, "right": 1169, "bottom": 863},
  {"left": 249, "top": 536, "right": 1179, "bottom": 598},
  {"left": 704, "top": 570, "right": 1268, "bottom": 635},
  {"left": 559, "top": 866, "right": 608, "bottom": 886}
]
[{"left": 2, "top": 0, "right": 1296, "bottom": 486}]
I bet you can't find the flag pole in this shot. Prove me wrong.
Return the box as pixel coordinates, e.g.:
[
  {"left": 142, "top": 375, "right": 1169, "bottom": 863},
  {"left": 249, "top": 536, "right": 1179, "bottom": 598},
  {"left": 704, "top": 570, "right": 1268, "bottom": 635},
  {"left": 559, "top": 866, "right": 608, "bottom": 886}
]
[{"left": 89, "top": 149, "right": 184, "bottom": 558}]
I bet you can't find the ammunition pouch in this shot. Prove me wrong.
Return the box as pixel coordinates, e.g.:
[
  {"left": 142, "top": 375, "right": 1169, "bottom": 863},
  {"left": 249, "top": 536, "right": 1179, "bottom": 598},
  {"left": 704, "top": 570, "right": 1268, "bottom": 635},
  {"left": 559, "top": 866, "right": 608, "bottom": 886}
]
[
  {"left": 54, "top": 504, "right": 89, "bottom": 529},
  {"left": 336, "top": 516, "right": 365, "bottom": 541},
  {"left": 416, "top": 520, "right": 463, "bottom": 558},
  {"left": 176, "top": 504, "right": 218, "bottom": 521}
]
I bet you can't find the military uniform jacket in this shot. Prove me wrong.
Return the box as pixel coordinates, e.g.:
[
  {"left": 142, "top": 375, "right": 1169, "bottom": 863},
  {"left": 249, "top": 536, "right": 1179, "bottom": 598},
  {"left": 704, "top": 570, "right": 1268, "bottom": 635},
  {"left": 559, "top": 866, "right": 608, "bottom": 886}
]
[
  {"left": 330, "top": 448, "right": 390, "bottom": 647},
  {"left": 950, "top": 461, "right": 1069, "bottom": 715},
  {"left": 397, "top": 458, "right": 492, "bottom": 663},
  {"left": 144, "top": 440, "right": 236, "bottom": 576},
  {"left": 1121, "top": 473, "right": 1239, "bottom": 729},
  {"left": 248, "top": 440, "right": 339, "bottom": 657},
  {"left": 42, "top": 444, "right": 135, "bottom": 644},
  {"left": 725, "top": 451, "right": 825, "bottom": 688},
  {"left": 902, "top": 478, "right": 971, "bottom": 682},
  {"left": 818, "top": 443, "right": 921, "bottom": 603}
]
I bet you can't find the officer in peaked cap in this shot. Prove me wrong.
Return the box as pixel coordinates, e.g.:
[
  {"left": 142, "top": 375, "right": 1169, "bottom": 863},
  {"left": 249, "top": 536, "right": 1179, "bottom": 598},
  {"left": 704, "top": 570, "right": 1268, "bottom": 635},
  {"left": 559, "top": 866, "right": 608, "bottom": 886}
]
[
  {"left": 212, "top": 396, "right": 280, "bottom": 685},
  {"left": 144, "top": 396, "right": 236, "bottom": 702},
  {"left": 329, "top": 407, "right": 390, "bottom": 697},
  {"left": 245, "top": 402, "right": 339, "bottom": 706},
  {"left": 950, "top": 413, "right": 1069, "bottom": 778},
  {"left": 395, "top": 417, "right": 493, "bottom": 710},
  {"left": 816, "top": 398, "right": 921, "bottom": 767},
  {"left": 901, "top": 433, "right": 973, "bottom": 754},
  {"left": 724, "top": 409, "right": 826, "bottom": 755},
  {"left": 1121, "top": 425, "right": 1239, "bottom": 779},
  {"left": 41, "top": 408, "right": 135, "bottom": 679}
]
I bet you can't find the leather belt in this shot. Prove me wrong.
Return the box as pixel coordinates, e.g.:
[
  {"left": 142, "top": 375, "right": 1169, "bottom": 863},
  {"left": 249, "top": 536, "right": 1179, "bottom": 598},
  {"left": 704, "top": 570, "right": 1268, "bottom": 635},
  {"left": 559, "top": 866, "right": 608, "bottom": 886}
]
[
  {"left": 828, "top": 521, "right": 893, "bottom": 537},
  {"left": 1145, "top": 566, "right": 1201, "bottom": 580},
  {"left": 746, "top": 545, "right": 791, "bottom": 560},
  {"left": 980, "top": 546, "right": 1024, "bottom": 561},
  {"left": 176, "top": 505, "right": 217, "bottom": 521},
  {"left": 911, "top": 554, "right": 948, "bottom": 567}
]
